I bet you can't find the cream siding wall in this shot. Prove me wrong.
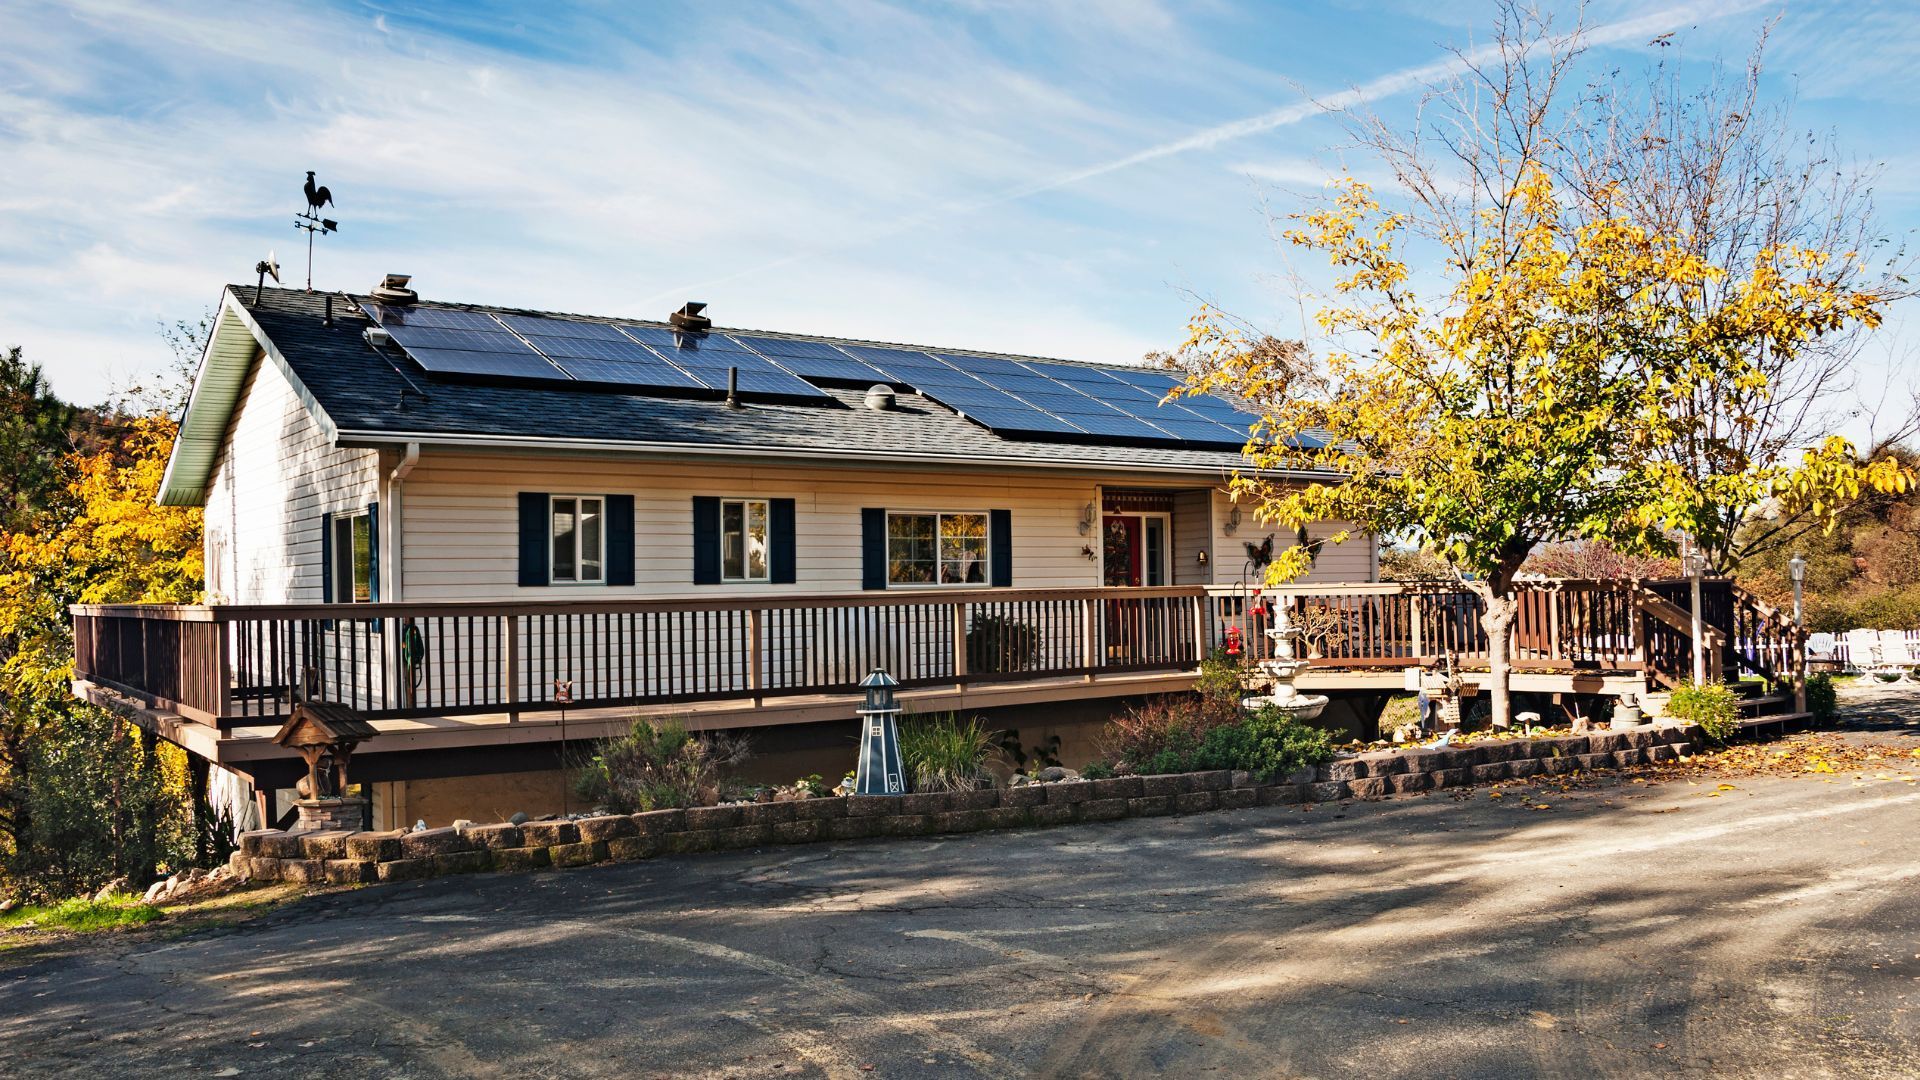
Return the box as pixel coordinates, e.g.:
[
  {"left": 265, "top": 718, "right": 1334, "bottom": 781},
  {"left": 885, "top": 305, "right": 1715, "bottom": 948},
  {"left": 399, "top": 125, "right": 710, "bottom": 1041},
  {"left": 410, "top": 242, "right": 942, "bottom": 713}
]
[
  {"left": 1208, "top": 490, "right": 1374, "bottom": 586},
  {"left": 201, "top": 351, "right": 381, "bottom": 605},
  {"left": 398, "top": 453, "right": 1106, "bottom": 600}
]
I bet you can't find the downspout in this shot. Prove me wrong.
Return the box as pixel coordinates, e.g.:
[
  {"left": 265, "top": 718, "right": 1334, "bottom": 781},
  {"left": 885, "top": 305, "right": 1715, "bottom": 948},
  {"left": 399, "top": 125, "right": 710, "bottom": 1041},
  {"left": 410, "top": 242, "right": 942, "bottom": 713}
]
[{"left": 386, "top": 442, "right": 420, "bottom": 602}]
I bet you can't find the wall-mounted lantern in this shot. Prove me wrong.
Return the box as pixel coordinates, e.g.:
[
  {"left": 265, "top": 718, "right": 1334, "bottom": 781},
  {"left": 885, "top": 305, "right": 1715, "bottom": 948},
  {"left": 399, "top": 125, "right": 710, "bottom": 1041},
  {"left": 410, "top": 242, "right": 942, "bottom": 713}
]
[
  {"left": 1078, "top": 502, "right": 1096, "bottom": 536},
  {"left": 1224, "top": 505, "right": 1242, "bottom": 536}
]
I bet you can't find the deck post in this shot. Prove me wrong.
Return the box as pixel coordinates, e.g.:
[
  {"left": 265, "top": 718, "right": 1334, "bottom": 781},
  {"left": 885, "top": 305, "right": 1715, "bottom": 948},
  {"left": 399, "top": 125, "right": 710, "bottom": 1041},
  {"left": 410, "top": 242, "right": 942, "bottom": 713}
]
[
  {"left": 1082, "top": 597, "right": 1100, "bottom": 682},
  {"left": 1410, "top": 593, "right": 1424, "bottom": 661},
  {"left": 1191, "top": 594, "right": 1207, "bottom": 665},
  {"left": 502, "top": 614, "right": 520, "bottom": 722},
  {"left": 213, "top": 618, "right": 233, "bottom": 721},
  {"left": 747, "top": 608, "right": 764, "bottom": 705},
  {"left": 951, "top": 602, "right": 969, "bottom": 687}
]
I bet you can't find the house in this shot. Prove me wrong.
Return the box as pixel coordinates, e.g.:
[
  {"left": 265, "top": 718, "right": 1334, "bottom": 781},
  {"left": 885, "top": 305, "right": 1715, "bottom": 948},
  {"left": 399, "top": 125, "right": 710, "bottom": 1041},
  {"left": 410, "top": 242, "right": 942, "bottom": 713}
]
[{"left": 71, "top": 280, "right": 1795, "bottom": 830}]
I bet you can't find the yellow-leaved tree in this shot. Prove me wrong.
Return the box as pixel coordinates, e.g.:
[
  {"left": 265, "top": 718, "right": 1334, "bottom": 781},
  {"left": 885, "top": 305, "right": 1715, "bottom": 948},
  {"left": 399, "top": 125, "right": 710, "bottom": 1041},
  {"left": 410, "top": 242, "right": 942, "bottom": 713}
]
[{"left": 1174, "top": 167, "right": 1904, "bottom": 727}]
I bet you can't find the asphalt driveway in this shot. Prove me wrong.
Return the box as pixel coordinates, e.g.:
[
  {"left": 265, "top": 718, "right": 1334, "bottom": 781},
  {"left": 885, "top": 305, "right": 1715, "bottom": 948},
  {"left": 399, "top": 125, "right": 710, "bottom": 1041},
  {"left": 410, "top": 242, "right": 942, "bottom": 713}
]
[{"left": 7, "top": 690, "right": 1920, "bottom": 1079}]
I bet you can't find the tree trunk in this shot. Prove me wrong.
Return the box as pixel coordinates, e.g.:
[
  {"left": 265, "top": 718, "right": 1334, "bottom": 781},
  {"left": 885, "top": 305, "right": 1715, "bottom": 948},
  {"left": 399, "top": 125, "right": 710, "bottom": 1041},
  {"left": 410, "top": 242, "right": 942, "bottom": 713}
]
[{"left": 1480, "top": 589, "right": 1518, "bottom": 729}]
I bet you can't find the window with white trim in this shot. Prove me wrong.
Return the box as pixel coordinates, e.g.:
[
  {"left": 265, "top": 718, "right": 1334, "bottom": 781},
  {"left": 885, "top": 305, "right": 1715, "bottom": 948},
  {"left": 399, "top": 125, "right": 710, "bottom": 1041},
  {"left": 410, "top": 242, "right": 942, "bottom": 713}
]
[
  {"left": 887, "top": 511, "right": 987, "bottom": 586},
  {"left": 550, "top": 496, "right": 605, "bottom": 584},
  {"left": 721, "top": 498, "right": 771, "bottom": 582},
  {"left": 331, "top": 512, "right": 373, "bottom": 603}
]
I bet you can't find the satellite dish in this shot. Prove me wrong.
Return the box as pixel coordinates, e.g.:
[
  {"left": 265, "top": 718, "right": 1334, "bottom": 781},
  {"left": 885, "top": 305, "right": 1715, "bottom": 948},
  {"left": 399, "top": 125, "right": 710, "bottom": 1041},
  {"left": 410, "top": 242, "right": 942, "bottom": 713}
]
[
  {"left": 263, "top": 251, "right": 281, "bottom": 283},
  {"left": 253, "top": 251, "right": 283, "bottom": 302}
]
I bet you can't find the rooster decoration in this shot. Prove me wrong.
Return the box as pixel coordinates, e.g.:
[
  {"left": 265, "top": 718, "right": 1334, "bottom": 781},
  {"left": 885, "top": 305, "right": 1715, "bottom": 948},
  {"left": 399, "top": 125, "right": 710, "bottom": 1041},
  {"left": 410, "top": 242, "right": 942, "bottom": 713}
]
[{"left": 303, "top": 170, "right": 334, "bottom": 213}]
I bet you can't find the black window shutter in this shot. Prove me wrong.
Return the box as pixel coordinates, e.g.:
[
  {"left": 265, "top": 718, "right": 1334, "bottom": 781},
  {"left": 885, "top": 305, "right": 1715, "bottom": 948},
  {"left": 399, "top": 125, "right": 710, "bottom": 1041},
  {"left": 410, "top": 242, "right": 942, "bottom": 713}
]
[
  {"left": 320, "top": 511, "right": 334, "bottom": 603},
  {"left": 861, "top": 508, "right": 886, "bottom": 590},
  {"left": 692, "top": 496, "right": 721, "bottom": 585},
  {"left": 770, "top": 498, "right": 796, "bottom": 584},
  {"left": 606, "top": 494, "right": 635, "bottom": 587},
  {"left": 518, "top": 492, "right": 550, "bottom": 587},
  {"left": 366, "top": 503, "right": 380, "bottom": 602},
  {"left": 989, "top": 509, "right": 1012, "bottom": 587}
]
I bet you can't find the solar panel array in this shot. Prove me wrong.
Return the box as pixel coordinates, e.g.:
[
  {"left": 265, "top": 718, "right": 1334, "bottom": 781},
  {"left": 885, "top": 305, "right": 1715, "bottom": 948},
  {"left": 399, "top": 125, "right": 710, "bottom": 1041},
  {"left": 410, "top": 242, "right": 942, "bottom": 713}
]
[{"left": 360, "top": 304, "right": 1269, "bottom": 449}]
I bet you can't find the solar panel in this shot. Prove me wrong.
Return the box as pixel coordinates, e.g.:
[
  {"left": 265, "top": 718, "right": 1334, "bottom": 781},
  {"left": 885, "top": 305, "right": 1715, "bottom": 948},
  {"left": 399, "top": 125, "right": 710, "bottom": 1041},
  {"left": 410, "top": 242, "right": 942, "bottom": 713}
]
[
  {"left": 834, "top": 345, "right": 950, "bottom": 382},
  {"left": 725, "top": 336, "right": 886, "bottom": 385},
  {"left": 365, "top": 304, "right": 509, "bottom": 332},
  {"left": 498, "top": 314, "right": 632, "bottom": 341},
  {"left": 616, "top": 326, "right": 828, "bottom": 399},
  {"left": 363, "top": 303, "right": 571, "bottom": 381}
]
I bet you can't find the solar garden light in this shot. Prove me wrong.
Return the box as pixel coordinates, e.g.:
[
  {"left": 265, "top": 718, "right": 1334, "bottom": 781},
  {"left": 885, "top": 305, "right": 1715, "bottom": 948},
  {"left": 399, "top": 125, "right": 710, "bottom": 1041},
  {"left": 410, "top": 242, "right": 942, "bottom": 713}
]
[
  {"left": 854, "top": 668, "right": 907, "bottom": 796},
  {"left": 1789, "top": 553, "right": 1808, "bottom": 712}
]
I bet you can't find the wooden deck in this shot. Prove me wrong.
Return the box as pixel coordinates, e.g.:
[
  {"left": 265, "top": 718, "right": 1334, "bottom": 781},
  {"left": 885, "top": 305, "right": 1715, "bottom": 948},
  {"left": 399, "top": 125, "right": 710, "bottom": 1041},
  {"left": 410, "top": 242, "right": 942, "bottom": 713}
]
[{"left": 71, "top": 577, "right": 1801, "bottom": 769}]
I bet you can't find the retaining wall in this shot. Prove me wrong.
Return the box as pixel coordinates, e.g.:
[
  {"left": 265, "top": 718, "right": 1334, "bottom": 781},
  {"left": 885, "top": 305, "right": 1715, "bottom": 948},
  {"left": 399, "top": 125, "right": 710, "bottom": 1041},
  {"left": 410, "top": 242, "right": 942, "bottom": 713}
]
[{"left": 232, "top": 723, "right": 1705, "bottom": 886}]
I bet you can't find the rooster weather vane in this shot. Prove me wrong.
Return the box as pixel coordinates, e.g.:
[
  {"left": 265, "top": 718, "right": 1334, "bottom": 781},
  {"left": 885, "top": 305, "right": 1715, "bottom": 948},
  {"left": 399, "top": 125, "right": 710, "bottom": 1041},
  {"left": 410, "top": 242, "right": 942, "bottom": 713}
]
[{"left": 295, "top": 170, "right": 339, "bottom": 291}]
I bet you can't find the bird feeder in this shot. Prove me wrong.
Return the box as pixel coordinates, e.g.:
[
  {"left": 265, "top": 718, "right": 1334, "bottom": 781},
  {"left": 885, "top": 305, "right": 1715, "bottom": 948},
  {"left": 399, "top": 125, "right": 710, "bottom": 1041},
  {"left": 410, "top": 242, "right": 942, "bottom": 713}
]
[
  {"left": 272, "top": 702, "right": 378, "bottom": 831},
  {"left": 853, "top": 668, "right": 906, "bottom": 796}
]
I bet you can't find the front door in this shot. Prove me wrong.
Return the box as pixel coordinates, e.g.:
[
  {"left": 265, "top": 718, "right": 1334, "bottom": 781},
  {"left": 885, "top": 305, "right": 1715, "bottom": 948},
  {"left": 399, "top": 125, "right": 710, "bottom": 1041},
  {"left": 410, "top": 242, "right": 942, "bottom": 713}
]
[
  {"left": 1104, "top": 515, "right": 1143, "bottom": 587},
  {"left": 1103, "top": 513, "right": 1170, "bottom": 660}
]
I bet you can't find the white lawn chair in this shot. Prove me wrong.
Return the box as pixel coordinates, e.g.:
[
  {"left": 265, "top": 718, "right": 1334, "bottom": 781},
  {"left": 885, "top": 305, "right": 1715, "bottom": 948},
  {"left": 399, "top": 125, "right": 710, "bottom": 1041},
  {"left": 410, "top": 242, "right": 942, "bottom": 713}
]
[
  {"left": 1844, "top": 628, "right": 1891, "bottom": 678},
  {"left": 1876, "top": 630, "right": 1920, "bottom": 681},
  {"left": 1806, "top": 633, "right": 1838, "bottom": 663}
]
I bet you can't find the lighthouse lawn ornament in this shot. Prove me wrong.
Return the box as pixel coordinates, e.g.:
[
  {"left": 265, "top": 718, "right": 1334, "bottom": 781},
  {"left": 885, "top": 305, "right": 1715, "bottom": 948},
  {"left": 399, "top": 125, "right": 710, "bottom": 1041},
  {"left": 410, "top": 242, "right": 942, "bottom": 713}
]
[{"left": 854, "top": 668, "right": 907, "bottom": 795}]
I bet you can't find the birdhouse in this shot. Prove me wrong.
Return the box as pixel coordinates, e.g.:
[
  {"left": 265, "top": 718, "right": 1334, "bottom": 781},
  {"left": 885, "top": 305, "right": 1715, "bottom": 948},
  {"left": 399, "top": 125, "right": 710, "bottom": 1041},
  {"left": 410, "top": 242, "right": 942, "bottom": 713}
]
[
  {"left": 272, "top": 702, "right": 378, "bottom": 802},
  {"left": 853, "top": 668, "right": 906, "bottom": 796}
]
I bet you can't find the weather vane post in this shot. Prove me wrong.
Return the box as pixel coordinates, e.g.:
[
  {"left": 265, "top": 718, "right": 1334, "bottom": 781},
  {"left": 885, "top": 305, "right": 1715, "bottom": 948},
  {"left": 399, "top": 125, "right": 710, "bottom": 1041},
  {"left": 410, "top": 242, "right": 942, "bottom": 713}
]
[{"left": 295, "top": 170, "right": 339, "bottom": 291}]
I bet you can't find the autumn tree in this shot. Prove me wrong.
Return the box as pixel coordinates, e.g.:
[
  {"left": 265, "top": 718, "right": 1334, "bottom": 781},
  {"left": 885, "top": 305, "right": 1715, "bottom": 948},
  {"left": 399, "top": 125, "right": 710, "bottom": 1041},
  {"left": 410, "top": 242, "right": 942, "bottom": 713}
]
[{"left": 1170, "top": 6, "right": 1910, "bottom": 726}]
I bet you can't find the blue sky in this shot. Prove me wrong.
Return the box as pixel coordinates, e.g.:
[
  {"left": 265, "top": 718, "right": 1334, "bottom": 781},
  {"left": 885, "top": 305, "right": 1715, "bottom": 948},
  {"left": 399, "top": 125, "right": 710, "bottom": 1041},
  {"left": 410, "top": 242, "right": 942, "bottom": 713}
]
[{"left": 3, "top": 0, "right": 1916, "bottom": 439}]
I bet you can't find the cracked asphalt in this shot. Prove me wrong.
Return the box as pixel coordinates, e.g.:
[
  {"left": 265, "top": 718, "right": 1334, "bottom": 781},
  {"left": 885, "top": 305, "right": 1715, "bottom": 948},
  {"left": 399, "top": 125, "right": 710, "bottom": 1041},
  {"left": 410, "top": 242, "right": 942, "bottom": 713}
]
[{"left": 6, "top": 687, "right": 1920, "bottom": 1079}]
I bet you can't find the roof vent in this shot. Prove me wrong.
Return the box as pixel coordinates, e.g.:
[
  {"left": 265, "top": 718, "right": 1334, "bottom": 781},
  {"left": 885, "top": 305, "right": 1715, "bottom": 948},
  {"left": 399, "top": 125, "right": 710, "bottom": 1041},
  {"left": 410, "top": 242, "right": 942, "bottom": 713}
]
[
  {"left": 864, "top": 384, "right": 897, "bottom": 412},
  {"left": 670, "top": 301, "right": 711, "bottom": 332},
  {"left": 370, "top": 273, "right": 417, "bottom": 305}
]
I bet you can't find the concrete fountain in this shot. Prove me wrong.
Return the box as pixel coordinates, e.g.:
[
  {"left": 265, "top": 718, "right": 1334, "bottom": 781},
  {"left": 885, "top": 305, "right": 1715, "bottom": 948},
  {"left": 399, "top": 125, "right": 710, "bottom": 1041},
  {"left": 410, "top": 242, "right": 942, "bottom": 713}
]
[{"left": 1240, "top": 605, "right": 1329, "bottom": 722}]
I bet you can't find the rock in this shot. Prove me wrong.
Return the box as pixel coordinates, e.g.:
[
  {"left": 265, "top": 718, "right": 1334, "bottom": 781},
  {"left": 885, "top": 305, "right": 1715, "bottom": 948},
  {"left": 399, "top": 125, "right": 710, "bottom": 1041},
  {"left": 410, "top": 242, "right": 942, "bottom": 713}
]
[
  {"left": 1010, "top": 775, "right": 1030, "bottom": 786},
  {"left": 0, "top": 898, "right": 16, "bottom": 914},
  {"left": 509, "top": 811, "right": 529, "bottom": 826},
  {"left": 142, "top": 879, "right": 168, "bottom": 904},
  {"left": 1571, "top": 717, "right": 1593, "bottom": 734},
  {"left": 93, "top": 876, "right": 130, "bottom": 902},
  {"left": 452, "top": 819, "right": 476, "bottom": 832},
  {"left": 1036, "top": 767, "right": 1078, "bottom": 783}
]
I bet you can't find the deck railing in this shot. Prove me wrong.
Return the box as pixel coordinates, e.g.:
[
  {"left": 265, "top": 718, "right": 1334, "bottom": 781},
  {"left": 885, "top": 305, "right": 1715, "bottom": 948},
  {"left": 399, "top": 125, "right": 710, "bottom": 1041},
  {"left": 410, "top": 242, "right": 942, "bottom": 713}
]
[
  {"left": 72, "top": 578, "right": 1791, "bottom": 730},
  {"left": 72, "top": 587, "right": 1209, "bottom": 728}
]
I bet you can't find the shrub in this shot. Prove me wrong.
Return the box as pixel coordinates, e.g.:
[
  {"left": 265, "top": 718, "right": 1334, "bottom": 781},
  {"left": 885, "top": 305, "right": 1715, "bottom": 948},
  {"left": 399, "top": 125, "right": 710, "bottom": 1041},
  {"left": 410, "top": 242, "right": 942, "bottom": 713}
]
[
  {"left": 575, "top": 719, "right": 751, "bottom": 813},
  {"left": 1192, "top": 706, "right": 1338, "bottom": 781},
  {"left": 1666, "top": 681, "right": 1741, "bottom": 744},
  {"left": 1078, "top": 761, "right": 1115, "bottom": 780},
  {"left": 1192, "top": 650, "right": 1248, "bottom": 727},
  {"left": 966, "top": 613, "right": 1041, "bottom": 674},
  {"left": 1105, "top": 697, "right": 1209, "bottom": 774},
  {"left": 900, "top": 713, "right": 999, "bottom": 792},
  {"left": 1805, "top": 673, "right": 1838, "bottom": 723}
]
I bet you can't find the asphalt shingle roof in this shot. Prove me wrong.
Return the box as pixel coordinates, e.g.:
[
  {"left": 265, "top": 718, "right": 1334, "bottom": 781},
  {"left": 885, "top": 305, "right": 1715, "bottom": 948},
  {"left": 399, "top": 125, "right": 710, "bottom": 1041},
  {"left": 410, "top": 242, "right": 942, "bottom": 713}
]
[{"left": 232, "top": 285, "right": 1270, "bottom": 476}]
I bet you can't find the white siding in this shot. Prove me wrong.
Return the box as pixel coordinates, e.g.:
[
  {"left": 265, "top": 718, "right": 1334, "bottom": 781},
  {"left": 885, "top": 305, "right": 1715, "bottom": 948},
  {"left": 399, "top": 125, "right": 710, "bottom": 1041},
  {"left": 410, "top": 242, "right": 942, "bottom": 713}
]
[
  {"left": 1209, "top": 490, "right": 1375, "bottom": 586},
  {"left": 398, "top": 453, "right": 1105, "bottom": 601},
  {"left": 201, "top": 351, "right": 380, "bottom": 605}
]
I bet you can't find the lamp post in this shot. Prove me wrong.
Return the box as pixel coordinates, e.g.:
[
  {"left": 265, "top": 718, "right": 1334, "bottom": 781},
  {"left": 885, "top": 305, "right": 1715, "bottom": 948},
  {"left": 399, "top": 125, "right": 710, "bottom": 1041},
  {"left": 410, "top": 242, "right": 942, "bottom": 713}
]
[
  {"left": 1789, "top": 552, "right": 1808, "bottom": 713},
  {"left": 1686, "top": 545, "right": 1709, "bottom": 685}
]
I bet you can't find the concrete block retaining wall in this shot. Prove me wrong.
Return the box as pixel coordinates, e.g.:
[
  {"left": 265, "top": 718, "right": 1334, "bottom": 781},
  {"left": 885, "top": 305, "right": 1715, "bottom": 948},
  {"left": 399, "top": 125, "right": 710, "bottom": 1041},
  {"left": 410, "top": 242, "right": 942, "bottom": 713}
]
[{"left": 233, "top": 723, "right": 1705, "bottom": 887}]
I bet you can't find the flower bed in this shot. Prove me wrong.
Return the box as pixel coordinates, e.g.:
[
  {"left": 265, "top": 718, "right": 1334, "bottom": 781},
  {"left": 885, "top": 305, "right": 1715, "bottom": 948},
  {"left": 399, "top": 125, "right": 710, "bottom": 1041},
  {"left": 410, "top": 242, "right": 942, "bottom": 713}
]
[{"left": 231, "top": 723, "right": 1705, "bottom": 887}]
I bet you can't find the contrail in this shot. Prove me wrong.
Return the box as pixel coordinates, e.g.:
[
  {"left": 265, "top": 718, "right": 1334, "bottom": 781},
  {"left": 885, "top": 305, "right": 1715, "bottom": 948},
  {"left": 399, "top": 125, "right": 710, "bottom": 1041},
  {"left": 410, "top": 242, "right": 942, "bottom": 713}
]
[{"left": 645, "top": 0, "right": 1768, "bottom": 304}]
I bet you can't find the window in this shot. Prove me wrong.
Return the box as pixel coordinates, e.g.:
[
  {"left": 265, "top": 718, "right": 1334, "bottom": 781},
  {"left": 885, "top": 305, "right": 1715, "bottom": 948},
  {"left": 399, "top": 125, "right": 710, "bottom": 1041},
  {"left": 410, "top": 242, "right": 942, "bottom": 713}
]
[
  {"left": 330, "top": 513, "right": 373, "bottom": 603},
  {"left": 721, "top": 499, "right": 771, "bottom": 582},
  {"left": 887, "top": 512, "right": 988, "bottom": 586},
  {"left": 550, "top": 496, "right": 604, "bottom": 584}
]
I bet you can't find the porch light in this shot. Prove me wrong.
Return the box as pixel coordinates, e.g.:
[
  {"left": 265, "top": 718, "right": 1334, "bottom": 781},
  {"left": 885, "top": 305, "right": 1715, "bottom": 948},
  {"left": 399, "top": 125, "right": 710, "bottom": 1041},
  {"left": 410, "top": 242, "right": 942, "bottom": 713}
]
[
  {"left": 1079, "top": 502, "right": 1095, "bottom": 536},
  {"left": 1788, "top": 552, "right": 1807, "bottom": 584},
  {"left": 853, "top": 668, "right": 906, "bottom": 795}
]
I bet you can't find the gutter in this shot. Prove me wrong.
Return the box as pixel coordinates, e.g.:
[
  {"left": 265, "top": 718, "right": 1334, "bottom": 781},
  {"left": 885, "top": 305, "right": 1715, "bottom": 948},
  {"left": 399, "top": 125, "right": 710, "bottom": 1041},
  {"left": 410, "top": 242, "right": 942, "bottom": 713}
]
[
  {"left": 384, "top": 442, "right": 420, "bottom": 601},
  {"left": 331, "top": 428, "right": 1345, "bottom": 484}
]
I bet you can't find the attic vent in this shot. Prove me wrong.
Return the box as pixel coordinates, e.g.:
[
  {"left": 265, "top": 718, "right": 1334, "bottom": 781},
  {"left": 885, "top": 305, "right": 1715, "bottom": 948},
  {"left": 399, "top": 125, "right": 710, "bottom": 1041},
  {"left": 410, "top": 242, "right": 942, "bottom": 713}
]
[
  {"left": 370, "top": 273, "right": 417, "bottom": 305},
  {"left": 670, "top": 301, "right": 711, "bottom": 332},
  {"left": 864, "top": 384, "right": 897, "bottom": 412}
]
